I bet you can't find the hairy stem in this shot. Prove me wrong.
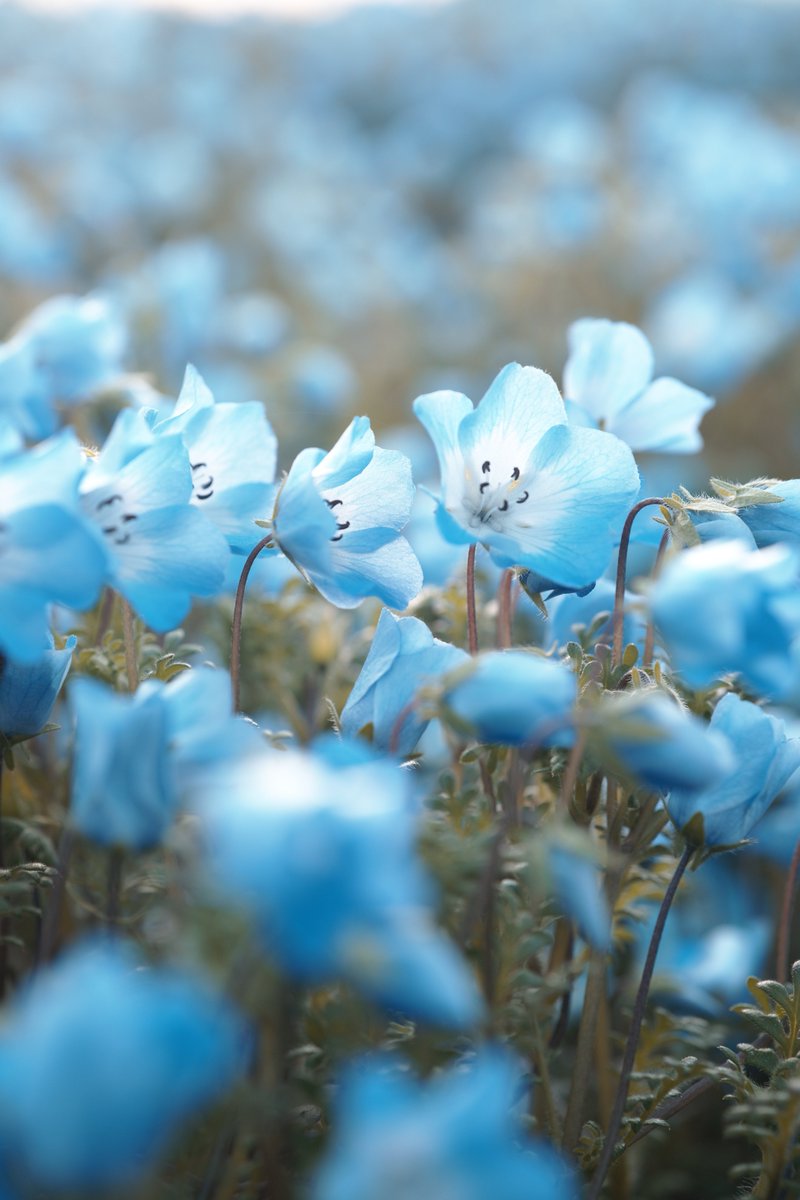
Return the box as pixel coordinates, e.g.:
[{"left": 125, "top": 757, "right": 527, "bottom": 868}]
[
  {"left": 230, "top": 534, "right": 275, "bottom": 712},
  {"left": 612, "top": 498, "right": 668, "bottom": 669},
  {"left": 466, "top": 542, "right": 479, "bottom": 655}
]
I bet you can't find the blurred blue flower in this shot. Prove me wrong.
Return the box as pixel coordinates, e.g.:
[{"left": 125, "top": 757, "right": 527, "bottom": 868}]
[
  {"left": 667, "top": 692, "right": 800, "bottom": 846},
  {"left": 151, "top": 364, "right": 278, "bottom": 555},
  {"left": 272, "top": 416, "right": 423, "bottom": 610},
  {"left": 738, "top": 479, "right": 800, "bottom": 549},
  {"left": 0, "top": 430, "right": 107, "bottom": 663},
  {"left": 0, "top": 635, "right": 75, "bottom": 739},
  {"left": 79, "top": 407, "right": 230, "bottom": 631},
  {"left": 341, "top": 609, "right": 468, "bottom": 756},
  {"left": 563, "top": 318, "right": 714, "bottom": 453},
  {"left": 544, "top": 578, "right": 647, "bottom": 653},
  {"left": 549, "top": 844, "right": 610, "bottom": 951},
  {"left": 414, "top": 363, "right": 639, "bottom": 590},
  {"left": 650, "top": 539, "right": 800, "bottom": 697},
  {"left": 195, "top": 741, "right": 482, "bottom": 1028},
  {"left": 440, "top": 650, "right": 576, "bottom": 747},
  {"left": 313, "top": 1048, "right": 577, "bottom": 1200},
  {"left": 0, "top": 940, "right": 246, "bottom": 1193}
]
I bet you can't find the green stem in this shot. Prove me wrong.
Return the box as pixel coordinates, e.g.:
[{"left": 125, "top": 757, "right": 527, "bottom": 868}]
[
  {"left": 612, "top": 498, "right": 668, "bottom": 669},
  {"left": 563, "top": 950, "right": 607, "bottom": 1150},
  {"left": 642, "top": 528, "right": 670, "bottom": 670},
  {"left": 230, "top": 534, "right": 274, "bottom": 712},
  {"left": 587, "top": 844, "right": 693, "bottom": 1199}
]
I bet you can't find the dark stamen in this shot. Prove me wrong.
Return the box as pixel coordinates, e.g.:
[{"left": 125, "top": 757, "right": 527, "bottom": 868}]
[
  {"left": 326, "top": 498, "right": 343, "bottom": 509},
  {"left": 481, "top": 460, "right": 491, "bottom": 474},
  {"left": 336, "top": 521, "right": 350, "bottom": 531},
  {"left": 191, "top": 461, "right": 208, "bottom": 472},
  {"left": 479, "top": 481, "right": 490, "bottom": 493},
  {"left": 498, "top": 500, "right": 509, "bottom": 512},
  {"left": 97, "top": 494, "right": 122, "bottom": 510},
  {"left": 331, "top": 533, "right": 344, "bottom": 542},
  {"left": 511, "top": 467, "right": 520, "bottom": 480},
  {"left": 122, "top": 513, "right": 138, "bottom": 523},
  {"left": 516, "top": 491, "right": 529, "bottom": 504}
]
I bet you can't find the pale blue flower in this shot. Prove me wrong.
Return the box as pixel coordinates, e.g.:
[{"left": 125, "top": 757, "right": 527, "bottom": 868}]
[
  {"left": 738, "top": 479, "right": 800, "bottom": 549},
  {"left": 549, "top": 844, "right": 610, "bottom": 951},
  {"left": 272, "top": 417, "right": 423, "bottom": 610},
  {"left": 341, "top": 609, "right": 468, "bottom": 756},
  {"left": 313, "top": 1048, "right": 578, "bottom": 1200},
  {"left": 440, "top": 650, "right": 576, "bottom": 746},
  {"left": 414, "top": 364, "right": 639, "bottom": 589},
  {"left": 0, "top": 635, "right": 75, "bottom": 739},
  {"left": 0, "top": 941, "right": 246, "bottom": 1193},
  {"left": 563, "top": 318, "right": 714, "bottom": 453}
]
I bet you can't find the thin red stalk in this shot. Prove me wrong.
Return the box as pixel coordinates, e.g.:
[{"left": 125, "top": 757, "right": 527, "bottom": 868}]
[
  {"left": 776, "top": 835, "right": 800, "bottom": 982},
  {"left": 466, "top": 543, "right": 478, "bottom": 655},
  {"left": 612, "top": 498, "right": 667, "bottom": 668},
  {"left": 643, "top": 527, "right": 671, "bottom": 670},
  {"left": 231, "top": 534, "right": 275, "bottom": 712}
]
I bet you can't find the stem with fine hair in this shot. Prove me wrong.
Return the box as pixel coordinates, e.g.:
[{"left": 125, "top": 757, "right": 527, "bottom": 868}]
[
  {"left": 466, "top": 542, "right": 479, "bottom": 654},
  {"left": 612, "top": 497, "right": 668, "bottom": 669},
  {"left": 497, "top": 568, "right": 514, "bottom": 649},
  {"left": 230, "top": 533, "right": 274, "bottom": 712},
  {"left": 587, "top": 843, "right": 693, "bottom": 1199},
  {"left": 121, "top": 598, "right": 138, "bottom": 692},
  {"left": 776, "top": 834, "right": 800, "bottom": 982},
  {"left": 643, "top": 527, "right": 671, "bottom": 670}
]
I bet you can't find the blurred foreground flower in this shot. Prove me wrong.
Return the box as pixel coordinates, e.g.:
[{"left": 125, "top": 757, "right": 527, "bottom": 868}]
[
  {"left": 440, "top": 650, "right": 576, "bottom": 746},
  {"left": 0, "top": 635, "right": 75, "bottom": 740}
]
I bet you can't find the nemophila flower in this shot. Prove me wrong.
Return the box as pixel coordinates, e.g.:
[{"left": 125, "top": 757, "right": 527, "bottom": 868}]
[
  {"left": 440, "top": 650, "right": 576, "bottom": 747},
  {"left": 548, "top": 844, "right": 610, "bottom": 950},
  {"left": 194, "top": 740, "right": 482, "bottom": 1028},
  {"left": 589, "top": 690, "right": 735, "bottom": 794},
  {"left": 79, "top": 406, "right": 229, "bottom": 631},
  {"left": 0, "top": 635, "right": 75, "bottom": 740},
  {"left": 151, "top": 364, "right": 278, "bottom": 555},
  {"left": 650, "top": 539, "right": 800, "bottom": 697},
  {"left": 0, "top": 430, "right": 107, "bottom": 663},
  {"left": 313, "top": 1048, "right": 578, "bottom": 1200},
  {"left": 414, "top": 363, "right": 639, "bottom": 590},
  {"left": 0, "top": 334, "right": 42, "bottom": 441},
  {"left": 563, "top": 318, "right": 714, "bottom": 453},
  {"left": 666, "top": 693, "right": 800, "bottom": 846},
  {"left": 518, "top": 570, "right": 595, "bottom": 603},
  {"left": 737, "top": 479, "right": 800, "bottom": 548},
  {"left": 0, "top": 940, "right": 246, "bottom": 1194},
  {"left": 272, "top": 416, "right": 423, "bottom": 609},
  {"left": 341, "top": 609, "right": 468, "bottom": 756}
]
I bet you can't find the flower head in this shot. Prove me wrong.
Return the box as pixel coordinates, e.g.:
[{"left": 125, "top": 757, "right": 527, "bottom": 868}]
[
  {"left": 0, "top": 635, "right": 75, "bottom": 739},
  {"left": 440, "top": 650, "right": 576, "bottom": 747}
]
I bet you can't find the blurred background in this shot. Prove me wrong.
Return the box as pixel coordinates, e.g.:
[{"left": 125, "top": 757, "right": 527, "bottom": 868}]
[{"left": 2, "top": 0, "right": 800, "bottom": 486}]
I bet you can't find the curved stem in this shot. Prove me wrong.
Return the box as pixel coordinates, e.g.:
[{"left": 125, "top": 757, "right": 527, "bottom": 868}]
[
  {"left": 612, "top": 498, "right": 668, "bottom": 669},
  {"left": 587, "top": 843, "right": 693, "bottom": 1198},
  {"left": 643, "top": 528, "right": 671, "bottom": 670},
  {"left": 776, "top": 834, "right": 800, "bottom": 982},
  {"left": 466, "top": 543, "right": 479, "bottom": 655},
  {"left": 231, "top": 534, "right": 275, "bottom": 712},
  {"left": 497, "top": 568, "right": 514, "bottom": 649}
]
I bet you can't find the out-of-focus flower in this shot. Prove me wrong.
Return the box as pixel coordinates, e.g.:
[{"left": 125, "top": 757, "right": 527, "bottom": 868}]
[
  {"left": 440, "top": 650, "right": 576, "bottom": 746},
  {"left": 272, "top": 416, "right": 423, "bottom": 610},
  {"left": 738, "top": 479, "right": 800, "bottom": 549},
  {"left": 194, "top": 739, "right": 482, "bottom": 1028},
  {"left": 544, "top": 578, "right": 647, "bottom": 653},
  {"left": 549, "top": 844, "right": 610, "bottom": 950},
  {"left": 0, "top": 941, "right": 246, "bottom": 1193},
  {"left": 414, "top": 363, "right": 639, "bottom": 590},
  {"left": 0, "top": 635, "right": 75, "bottom": 739},
  {"left": 650, "top": 540, "right": 800, "bottom": 698},
  {"left": 563, "top": 318, "right": 714, "bottom": 453},
  {"left": 666, "top": 693, "right": 800, "bottom": 846},
  {"left": 341, "top": 609, "right": 468, "bottom": 756},
  {"left": 312, "top": 1048, "right": 578, "bottom": 1200}
]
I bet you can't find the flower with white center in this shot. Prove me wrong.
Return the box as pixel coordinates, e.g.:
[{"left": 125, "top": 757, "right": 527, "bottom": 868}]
[{"left": 414, "top": 363, "right": 640, "bottom": 589}]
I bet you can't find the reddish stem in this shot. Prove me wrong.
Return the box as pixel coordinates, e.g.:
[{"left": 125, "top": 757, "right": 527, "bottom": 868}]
[
  {"left": 612, "top": 498, "right": 667, "bottom": 669},
  {"left": 466, "top": 543, "right": 479, "bottom": 655},
  {"left": 776, "top": 835, "right": 800, "bottom": 982},
  {"left": 231, "top": 534, "right": 275, "bottom": 712}
]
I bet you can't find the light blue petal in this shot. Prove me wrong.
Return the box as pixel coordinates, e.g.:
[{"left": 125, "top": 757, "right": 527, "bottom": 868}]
[
  {"left": 457, "top": 365, "right": 567, "bottom": 485},
  {"left": 0, "top": 635, "right": 75, "bottom": 736},
  {"left": 610, "top": 377, "right": 714, "bottom": 453},
  {"left": 413, "top": 389, "right": 474, "bottom": 500},
  {"left": 0, "top": 428, "right": 86, "bottom": 511},
  {"left": 313, "top": 416, "right": 374, "bottom": 490},
  {"left": 273, "top": 447, "right": 336, "bottom": 579},
  {"left": 313, "top": 537, "right": 423, "bottom": 611},
  {"left": 564, "top": 318, "right": 653, "bottom": 423}
]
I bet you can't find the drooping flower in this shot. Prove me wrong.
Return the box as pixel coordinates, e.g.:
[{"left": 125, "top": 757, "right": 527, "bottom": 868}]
[
  {"left": 0, "top": 430, "right": 107, "bottom": 663},
  {"left": 151, "top": 364, "right": 278, "bottom": 555},
  {"left": 272, "top": 416, "right": 423, "bottom": 610},
  {"left": 341, "top": 609, "right": 468, "bottom": 756},
  {"left": 312, "top": 1048, "right": 578, "bottom": 1200},
  {"left": 79, "top": 406, "right": 230, "bottom": 631},
  {"left": 414, "top": 363, "right": 639, "bottom": 590},
  {"left": 439, "top": 650, "right": 576, "bottom": 747},
  {"left": 194, "top": 739, "right": 482, "bottom": 1028},
  {"left": 0, "top": 635, "right": 75, "bottom": 740},
  {"left": 563, "top": 318, "right": 714, "bottom": 453},
  {"left": 650, "top": 539, "right": 800, "bottom": 698},
  {"left": 666, "top": 693, "right": 800, "bottom": 846},
  {"left": 0, "top": 941, "right": 246, "bottom": 1193}
]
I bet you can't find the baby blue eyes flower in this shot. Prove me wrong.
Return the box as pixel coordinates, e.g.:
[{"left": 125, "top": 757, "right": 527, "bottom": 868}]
[
  {"left": 341, "top": 609, "right": 468, "bottom": 756},
  {"left": 195, "top": 743, "right": 482, "bottom": 1028},
  {"left": 414, "top": 363, "right": 639, "bottom": 589},
  {"left": 0, "top": 941, "right": 246, "bottom": 1193},
  {"left": 737, "top": 478, "right": 800, "bottom": 549},
  {"left": 0, "top": 635, "right": 75, "bottom": 740},
  {"left": 313, "top": 1048, "right": 578, "bottom": 1200},
  {"left": 440, "top": 650, "right": 576, "bottom": 747},
  {"left": 563, "top": 318, "right": 714, "bottom": 453},
  {"left": 651, "top": 539, "right": 800, "bottom": 698},
  {"left": 666, "top": 693, "right": 800, "bottom": 846},
  {"left": 272, "top": 416, "right": 423, "bottom": 610}
]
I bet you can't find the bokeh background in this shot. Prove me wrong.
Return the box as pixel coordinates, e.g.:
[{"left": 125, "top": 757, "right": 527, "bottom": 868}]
[{"left": 2, "top": 0, "right": 800, "bottom": 490}]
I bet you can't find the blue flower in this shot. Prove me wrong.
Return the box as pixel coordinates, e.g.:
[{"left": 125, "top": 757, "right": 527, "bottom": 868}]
[
  {"left": 440, "top": 650, "right": 576, "bottom": 747},
  {"left": 545, "top": 578, "right": 647, "bottom": 653},
  {"left": 151, "top": 364, "right": 278, "bottom": 555},
  {"left": 414, "top": 363, "right": 639, "bottom": 589},
  {"left": 341, "top": 609, "right": 468, "bottom": 756},
  {"left": 272, "top": 416, "right": 423, "bottom": 610},
  {"left": 650, "top": 539, "right": 800, "bottom": 698},
  {"left": 0, "top": 941, "right": 246, "bottom": 1193},
  {"left": 0, "top": 635, "right": 75, "bottom": 739},
  {"left": 549, "top": 844, "right": 610, "bottom": 951},
  {"left": 0, "top": 430, "right": 107, "bottom": 663},
  {"left": 79, "top": 407, "right": 230, "bottom": 631},
  {"left": 591, "top": 690, "right": 735, "bottom": 794},
  {"left": 563, "top": 318, "right": 714, "bottom": 453},
  {"left": 738, "top": 479, "right": 800, "bottom": 548},
  {"left": 666, "top": 693, "right": 800, "bottom": 846},
  {"left": 195, "top": 741, "right": 482, "bottom": 1028},
  {"left": 312, "top": 1048, "right": 578, "bottom": 1200},
  {"left": 14, "top": 293, "right": 125, "bottom": 404}
]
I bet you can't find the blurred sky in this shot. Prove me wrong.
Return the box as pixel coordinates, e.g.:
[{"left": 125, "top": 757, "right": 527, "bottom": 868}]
[{"left": 19, "top": 0, "right": 450, "bottom": 17}]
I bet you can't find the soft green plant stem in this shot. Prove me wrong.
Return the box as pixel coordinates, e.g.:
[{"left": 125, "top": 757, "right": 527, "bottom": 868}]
[
  {"left": 642, "top": 528, "right": 671, "bottom": 670},
  {"left": 587, "top": 843, "right": 693, "bottom": 1200},
  {"left": 563, "top": 948, "right": 607, "bottom": 1150},
  {"left": 230, "top": 533, "right": 275, "bottom": 712}
]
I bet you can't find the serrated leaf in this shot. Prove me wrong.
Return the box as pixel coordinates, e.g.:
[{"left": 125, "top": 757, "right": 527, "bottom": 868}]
[
  {"left": 731, "top": 1007, "right": 786, "bottom": 1042},
  {"left": 754, "top": 979, "right": 794, "bottom": 1019}
]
